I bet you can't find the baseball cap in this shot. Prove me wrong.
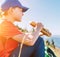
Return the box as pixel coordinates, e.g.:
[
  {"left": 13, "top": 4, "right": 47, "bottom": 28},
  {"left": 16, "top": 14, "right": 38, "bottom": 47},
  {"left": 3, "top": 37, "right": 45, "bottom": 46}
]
[{"left": 1, "top": 0, "right": 29, "bottom": 12}]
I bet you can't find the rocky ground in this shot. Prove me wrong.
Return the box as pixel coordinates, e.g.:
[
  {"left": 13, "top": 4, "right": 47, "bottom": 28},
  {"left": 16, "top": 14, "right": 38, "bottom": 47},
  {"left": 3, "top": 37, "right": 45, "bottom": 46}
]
[{"left": 49, "top": 46, "right": 60, "bottom": 57}]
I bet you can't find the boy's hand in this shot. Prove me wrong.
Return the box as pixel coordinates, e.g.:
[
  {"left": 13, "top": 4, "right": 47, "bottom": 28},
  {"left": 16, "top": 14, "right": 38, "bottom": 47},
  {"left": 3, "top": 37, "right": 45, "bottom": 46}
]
[{"left": 36, "top": 22, "right": 44, "bottom": 31}]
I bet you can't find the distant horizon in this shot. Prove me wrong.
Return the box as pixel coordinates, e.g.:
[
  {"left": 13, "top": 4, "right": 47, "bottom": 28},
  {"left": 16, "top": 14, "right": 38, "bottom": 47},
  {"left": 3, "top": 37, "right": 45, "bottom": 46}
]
[{"left": 51, "top": 35, "right": 60, "bottom": 37}]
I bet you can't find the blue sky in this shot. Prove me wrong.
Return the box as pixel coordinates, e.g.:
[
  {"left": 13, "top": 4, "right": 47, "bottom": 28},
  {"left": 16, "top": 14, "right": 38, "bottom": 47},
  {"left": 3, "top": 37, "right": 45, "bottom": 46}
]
[{"left": 0, "top": 0, "right": 60, "bottom": 35}]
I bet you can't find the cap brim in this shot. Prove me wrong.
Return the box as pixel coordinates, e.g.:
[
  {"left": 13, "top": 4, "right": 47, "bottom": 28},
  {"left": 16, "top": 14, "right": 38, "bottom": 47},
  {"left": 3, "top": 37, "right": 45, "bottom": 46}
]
[{"left": 22, "top": 6, "right": 29, "bottom": 12}]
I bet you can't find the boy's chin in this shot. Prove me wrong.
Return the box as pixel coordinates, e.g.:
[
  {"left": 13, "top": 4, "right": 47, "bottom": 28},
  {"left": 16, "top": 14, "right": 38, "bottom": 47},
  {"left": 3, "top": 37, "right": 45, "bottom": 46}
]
[{"left": 16, "top": 20, "right": 21, "bottom": 22}]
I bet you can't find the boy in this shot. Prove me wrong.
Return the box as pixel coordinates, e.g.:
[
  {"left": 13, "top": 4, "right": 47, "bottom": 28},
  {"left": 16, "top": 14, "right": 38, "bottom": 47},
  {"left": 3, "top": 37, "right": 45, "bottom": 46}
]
[{"left": 0, "top": 0, "right": 45, "bottom": 57}]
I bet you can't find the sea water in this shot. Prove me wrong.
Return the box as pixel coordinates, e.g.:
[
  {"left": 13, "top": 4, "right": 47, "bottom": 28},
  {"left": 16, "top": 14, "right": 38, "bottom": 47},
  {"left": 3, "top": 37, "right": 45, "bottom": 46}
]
[{"left": 45, "top": 35, "right": 60, "bottom": 48}]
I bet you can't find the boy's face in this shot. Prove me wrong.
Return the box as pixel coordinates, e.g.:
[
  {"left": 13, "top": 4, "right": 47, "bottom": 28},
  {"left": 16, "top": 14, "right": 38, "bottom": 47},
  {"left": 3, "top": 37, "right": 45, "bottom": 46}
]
[{"left": 12, "top": 7, "right": 24, "bottom": 22}]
